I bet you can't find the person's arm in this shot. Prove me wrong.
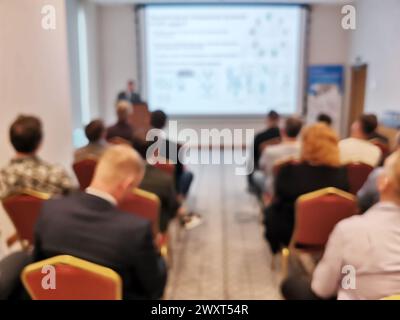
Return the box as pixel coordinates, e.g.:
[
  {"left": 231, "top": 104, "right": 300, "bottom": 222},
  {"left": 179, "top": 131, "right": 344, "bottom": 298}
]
[
  {"left": 357, "top": 168, "right": 382, "bottom": 213},
  {"left": 130, "top": 224, "right": 167, "bottom": 299},
  {"left": 311, "top": 223, "right": 345, "bottom": 299}
]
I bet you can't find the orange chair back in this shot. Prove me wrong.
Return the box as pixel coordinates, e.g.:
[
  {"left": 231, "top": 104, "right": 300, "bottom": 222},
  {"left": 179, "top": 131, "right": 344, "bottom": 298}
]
[
  {"left": 2, "top": 190, "right": 50, "bottom": 245},
  {"left": 346, "top": 162, "right": 374, "bottom": 194},
  {"left": 293, "top": 188, "right": 358, "bottom": 249},
  {"left": 73, "top": 159, "right": 97, "bottom": 191},
  {"left": 22, "top": 255, "right": 122, "bottom": 300},
  {"left": 119, "top": 188, "right": 160, "bottom": 237}
]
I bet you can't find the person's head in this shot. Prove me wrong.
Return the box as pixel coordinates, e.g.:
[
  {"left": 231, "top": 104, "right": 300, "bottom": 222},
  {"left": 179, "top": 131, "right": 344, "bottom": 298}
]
[
  {"left": 283, "top": 117, "right": 303, "bottom": 139},
  {"left": 127, "top": 80, "right": 135, "bottom": 93},
  {"left": 150, "top": 110, "right": 168, "bottom": 129},
  {"left": 317, "top": 113, "right": 332, "bottom": 126},
  {"left": 266, "top": 110, "right": 280, "bottom": 128},
  {"left": 116, "top": 100, "right": 132, "bottom": 123},
  {"left": 90, "top": 145, "right": 145, "bottom": 203},
  {"left": 85, "top": 120, "right": 105, "bottom": 143},
  {"left": 351, "top": 114, "right": 377, "bottom": 139},
  {"left": 9, "top": 115, "right": 43, "bottom": 155},
  {"left": 378, "top": 151, "right": 400, "bottom": 203},
  {"left": 301, "top": 123, "right": 340, "bottom": 167}
]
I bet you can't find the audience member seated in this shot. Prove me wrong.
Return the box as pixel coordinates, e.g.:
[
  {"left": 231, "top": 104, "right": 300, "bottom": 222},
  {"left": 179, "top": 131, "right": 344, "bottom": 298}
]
[
  {"left": 339, "top": 115, "right": 382, "bottom": 167},
  {"left": 248, "top": 110, "right": 281, "bottom": 192},
  {"left": 282, "top": 152, "right": 400, "bottom": 300},
  {"left": 150, "top": 110, "right": 194, "bottom": 200},
  {"left": 358, "top": 133, "right": 400, "bottom": 213},
  {"left": 316, "top": 113, "right": 332, "bottom": 127},
  {"left": 33, "top": 145, "right": 167, "bottom": 299},
  {"left": 134, "top": 139, "right": 201, "bottom": 230},
  {"left": 134, "top": 140, "right": 180, "bottom": 233},
  {"left": 74, "top": 119, "right": 108, "bottom": 163},
  {"left": 106, "top": 100, "right": 134, "bottom": 144},
  {"left": 264, "top": 123, "right": 349, "bottom": 254},
  {"left": 0, "top": 115, "right": 72, "bottom": 199},
  {"left": 366, "top": 113, "right": 389, "bottom": 144},
  {"left": 117, "top": 79, "right": 143, "bottom": 105},
  {"left": 256, "top": 116, "right": 303, "bottom": 194}
]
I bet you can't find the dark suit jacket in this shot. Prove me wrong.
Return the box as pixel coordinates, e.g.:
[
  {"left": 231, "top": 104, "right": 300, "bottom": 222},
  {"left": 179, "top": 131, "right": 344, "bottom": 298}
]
[
  {"left": 264, "top": 162, "right": 349, "bottom": 253},
  {"left": 253, "top": 127, "right": 281, "bottom": 170},
  {"left": 139, "top": 164, "right": 179, "bottom": 232},
  {"left": 33, "top": 192, "right": 167, "bottom": 300},
  {"left": 118, "top": 91, "right": 142, "bottom": 105}
]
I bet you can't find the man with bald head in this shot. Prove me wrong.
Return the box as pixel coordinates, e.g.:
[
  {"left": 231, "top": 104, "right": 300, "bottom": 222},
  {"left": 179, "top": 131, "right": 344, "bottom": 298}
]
[{"left": 33, "top": 145, "right": 167, "bottom": 299}]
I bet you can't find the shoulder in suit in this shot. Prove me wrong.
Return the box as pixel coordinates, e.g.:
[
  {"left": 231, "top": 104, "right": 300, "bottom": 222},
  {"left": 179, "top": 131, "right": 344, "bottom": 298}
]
[{"left": 34, "top": 191, "right": 167, "bottom": 299}]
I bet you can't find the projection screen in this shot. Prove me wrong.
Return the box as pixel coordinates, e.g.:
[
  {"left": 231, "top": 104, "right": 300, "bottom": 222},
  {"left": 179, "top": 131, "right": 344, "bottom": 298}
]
[{"left": 138, "top": 4, "right": 308, "bottom": 116}]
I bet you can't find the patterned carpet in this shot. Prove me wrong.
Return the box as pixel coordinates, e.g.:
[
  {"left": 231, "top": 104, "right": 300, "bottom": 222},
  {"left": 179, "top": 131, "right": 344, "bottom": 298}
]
[{"left": 164, "top": 151, "right": 282, "bottom": 300}]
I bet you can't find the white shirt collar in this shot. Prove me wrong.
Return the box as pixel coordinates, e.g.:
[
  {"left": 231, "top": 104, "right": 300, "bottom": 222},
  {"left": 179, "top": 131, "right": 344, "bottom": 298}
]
[{"left": 85, "top": 187, "right": 117, "bottom": 206}]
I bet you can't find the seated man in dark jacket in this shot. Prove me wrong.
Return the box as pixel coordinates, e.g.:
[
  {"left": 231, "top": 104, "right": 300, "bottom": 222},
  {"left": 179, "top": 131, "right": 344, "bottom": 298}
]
[{"left": 33, "top": 145, "right": 167, "bottom": 299}]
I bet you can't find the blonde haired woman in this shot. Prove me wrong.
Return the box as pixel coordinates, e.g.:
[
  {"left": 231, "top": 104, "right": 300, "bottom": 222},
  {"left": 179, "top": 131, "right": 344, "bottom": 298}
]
[{"left": 264, "top": 123, "right": 350, "bottom": 254}]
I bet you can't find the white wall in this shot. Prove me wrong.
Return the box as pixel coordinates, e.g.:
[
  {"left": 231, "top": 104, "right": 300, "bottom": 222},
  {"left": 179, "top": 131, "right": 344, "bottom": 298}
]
[
  {"left": 350, "top": 0, "right": 400, "bottom": 120},
  {"left": 308, "top": 4, "right": 350, "bottom": 65},
  {"left": 98, "top": 4, "right": 138, "bottom": 124},
  {"left": 0, "top": 0, "right": 74, "bottom": 253}
]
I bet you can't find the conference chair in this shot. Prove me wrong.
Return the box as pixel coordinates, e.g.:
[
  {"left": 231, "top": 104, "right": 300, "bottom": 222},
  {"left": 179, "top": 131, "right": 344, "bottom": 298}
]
[
  {"left": 346, "top": 162, "right": 374, "bottom": 194},
  {"left": 279, "top": 187, "right": 358, "bottom": 277},
  {"left": 119, "top": 189, "right": 171, "bottom": 266},
  {"left": 119, "top": 188, "right": 161, "bottom": 238},
  {"left": 370, "top": 138, "right": 391, "bottom": 164},
  {"left": 21, "top": 255, "right": 122, "bottom": 300},
  {"left": 153, "top": 158, "right": 176, "bottom": 176},
  {"left": 72, "top": 158, "right": 98, "bottom": 190},
  {"left": 2, "top": 189, "right": 51, "bottom": 248}
]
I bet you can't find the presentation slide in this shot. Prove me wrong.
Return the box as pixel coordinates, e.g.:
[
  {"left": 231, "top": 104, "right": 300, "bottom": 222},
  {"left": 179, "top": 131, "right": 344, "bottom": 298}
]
[{"left": 142, "top": 5, "right": 306, "bottom": 116}]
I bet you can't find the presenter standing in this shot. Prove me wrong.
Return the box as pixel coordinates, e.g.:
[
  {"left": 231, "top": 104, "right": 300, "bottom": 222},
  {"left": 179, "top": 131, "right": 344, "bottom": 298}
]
[{"left": 117, "top": 80, "right": 143, "bottom": 104}]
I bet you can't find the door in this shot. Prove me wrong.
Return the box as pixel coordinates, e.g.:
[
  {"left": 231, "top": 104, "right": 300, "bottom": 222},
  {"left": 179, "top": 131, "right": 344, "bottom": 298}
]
[{"left": 348, "top": 64, "right": 368, "bottom": 134}]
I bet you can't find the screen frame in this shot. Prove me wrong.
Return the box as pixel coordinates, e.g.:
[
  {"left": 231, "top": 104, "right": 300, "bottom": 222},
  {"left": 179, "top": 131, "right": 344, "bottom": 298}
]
[{"left": 135, "top": 3, "right": 310, "bottom": 118}]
